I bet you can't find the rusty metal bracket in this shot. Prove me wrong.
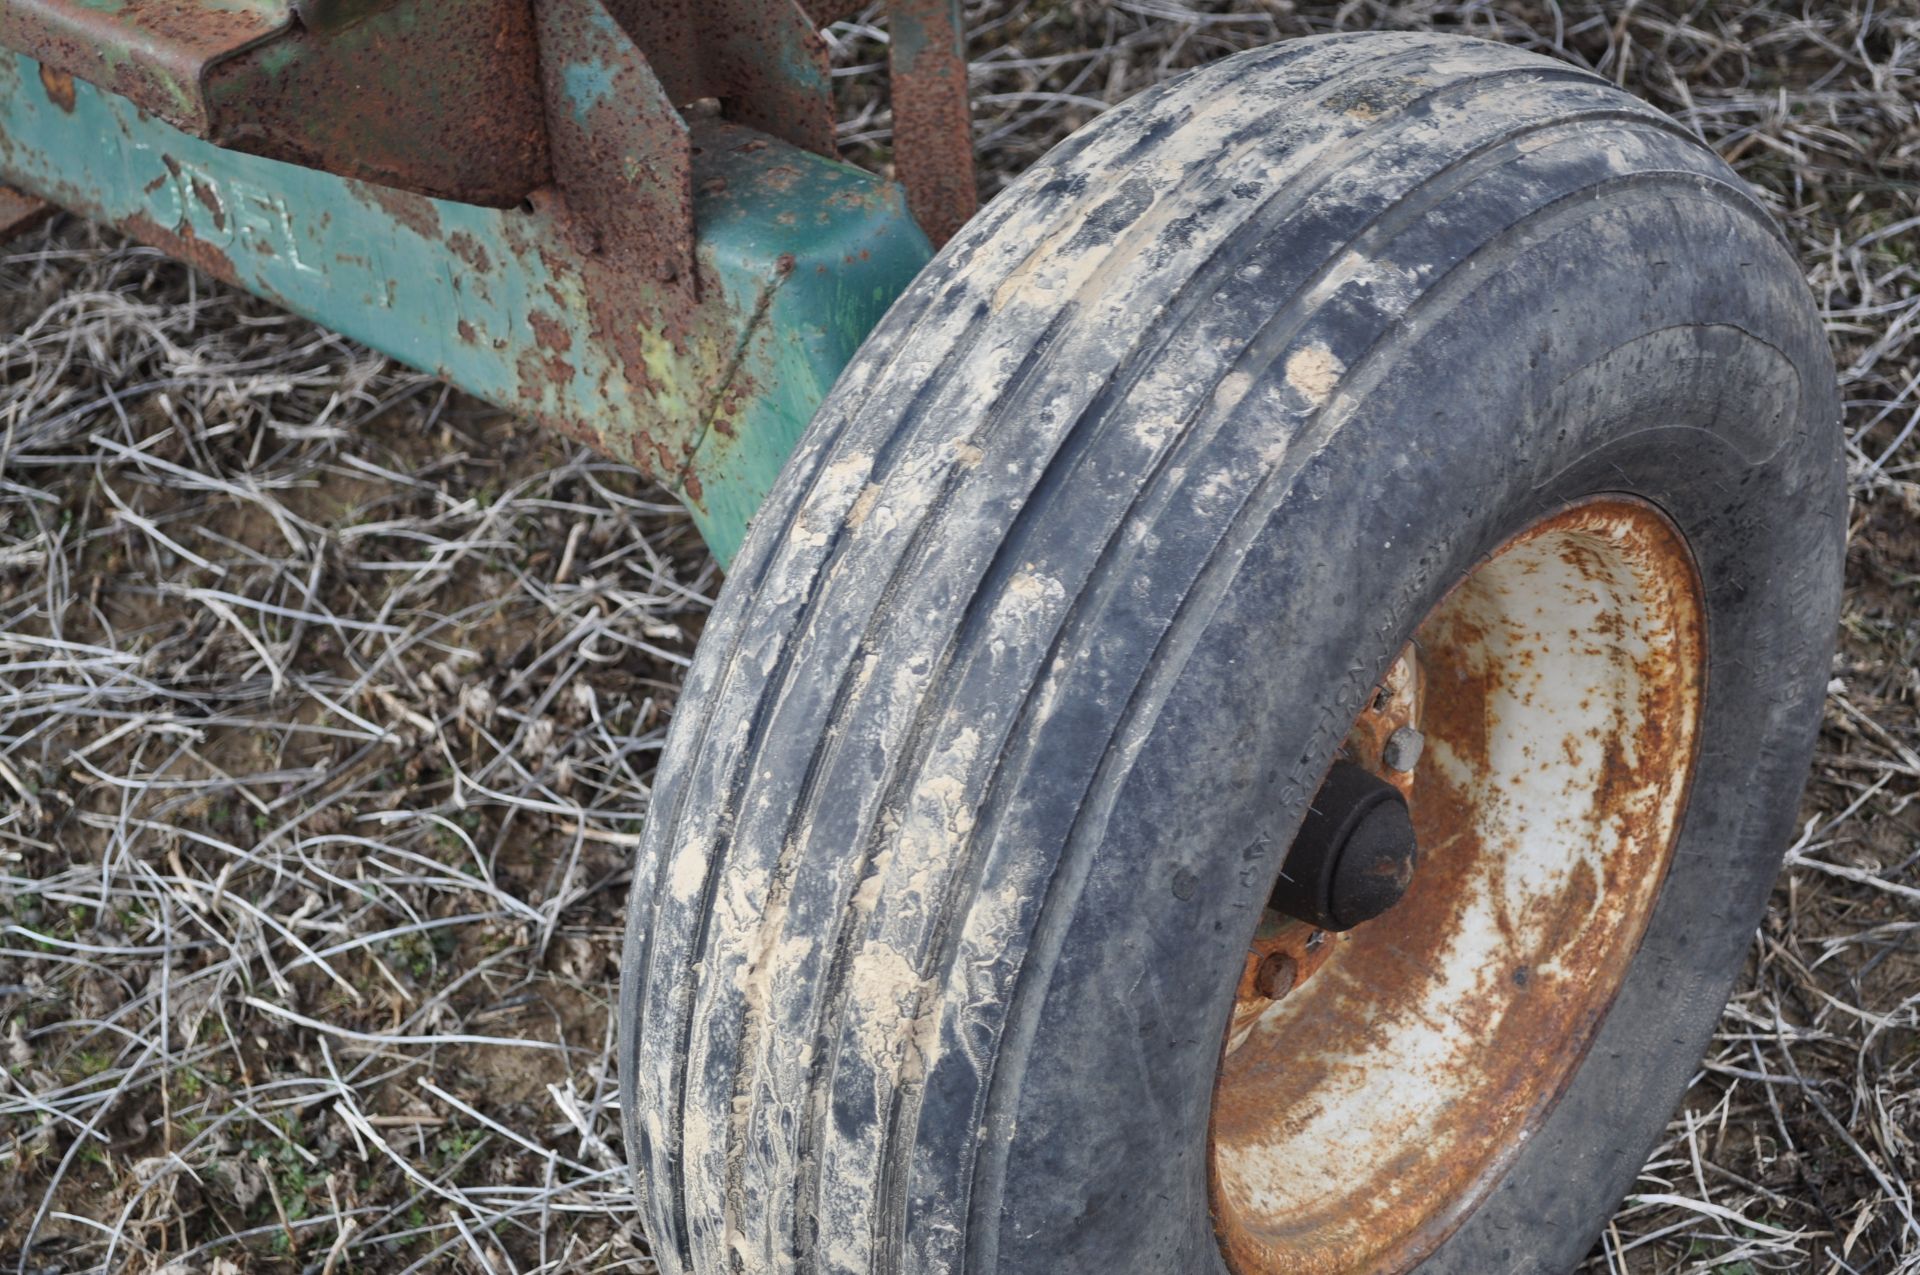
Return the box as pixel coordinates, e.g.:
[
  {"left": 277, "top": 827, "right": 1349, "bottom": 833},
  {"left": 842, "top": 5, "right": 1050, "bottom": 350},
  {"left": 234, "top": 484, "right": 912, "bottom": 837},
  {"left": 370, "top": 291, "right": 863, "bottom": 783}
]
[
  {"left": 207, "top": 0, "right": 548, "bottom": 206},
  {"left": 610, "top": 1, "right": 838, "bottom": 160},
  {"left": 796, "top": 0, "right": 980, "bottom": 245},
  {"left": 536, "top": 0, "right": 695, "bottom": 295},
  {"left": 0, "top": 0, "right": 292, "bottom": 137},
  {"left": 889, "top": 0, "right": 975, "bottom": 245}
]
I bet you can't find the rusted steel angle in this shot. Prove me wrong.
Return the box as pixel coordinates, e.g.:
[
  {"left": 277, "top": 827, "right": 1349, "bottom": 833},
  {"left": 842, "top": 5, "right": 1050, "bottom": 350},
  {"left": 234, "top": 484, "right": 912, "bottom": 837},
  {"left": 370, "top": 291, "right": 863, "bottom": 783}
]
[
  {"left": 292, "top": 0, "right": 407, "bottom": 30},
  {"left": 0, "top": 0, "right": 974, "bottom": 243},
  {"left": 204, "top": 0, "right": 547, "bottom": 206},
  {"left": 0, "top": 0, "right": 292, "bottom": 136},
  {"left": 0, "top": 0, "right": 548, "bottom": 206}
]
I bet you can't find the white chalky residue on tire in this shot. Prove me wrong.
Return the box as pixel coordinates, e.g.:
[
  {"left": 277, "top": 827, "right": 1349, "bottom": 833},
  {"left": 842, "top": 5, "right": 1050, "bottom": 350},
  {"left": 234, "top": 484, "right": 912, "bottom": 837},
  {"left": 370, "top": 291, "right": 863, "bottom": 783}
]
[{"left": 1286, "top": 343, "right": 1345, "bottom": 405}]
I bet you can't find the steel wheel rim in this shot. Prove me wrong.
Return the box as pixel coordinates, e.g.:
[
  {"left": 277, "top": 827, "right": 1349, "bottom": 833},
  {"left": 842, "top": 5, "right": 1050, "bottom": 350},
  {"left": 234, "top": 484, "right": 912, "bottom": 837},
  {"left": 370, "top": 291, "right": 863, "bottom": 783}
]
[{"left": 1209, "top": 496, "right": 1707, "bottom": 1275}]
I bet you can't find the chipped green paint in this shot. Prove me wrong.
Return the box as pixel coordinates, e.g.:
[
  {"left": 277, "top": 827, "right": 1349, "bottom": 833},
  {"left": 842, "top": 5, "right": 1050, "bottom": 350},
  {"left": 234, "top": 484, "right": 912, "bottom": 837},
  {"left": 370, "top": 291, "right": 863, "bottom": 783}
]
[{"left": 0, "top": 48, "right": 932, "bottom": 563}]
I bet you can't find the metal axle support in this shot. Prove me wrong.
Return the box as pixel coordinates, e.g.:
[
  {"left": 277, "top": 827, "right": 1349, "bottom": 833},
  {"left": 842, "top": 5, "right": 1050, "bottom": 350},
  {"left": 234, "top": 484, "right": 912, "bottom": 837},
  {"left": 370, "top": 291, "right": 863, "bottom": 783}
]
[{"left": 0, "top": 0, "right": 975, "bottom": 562}]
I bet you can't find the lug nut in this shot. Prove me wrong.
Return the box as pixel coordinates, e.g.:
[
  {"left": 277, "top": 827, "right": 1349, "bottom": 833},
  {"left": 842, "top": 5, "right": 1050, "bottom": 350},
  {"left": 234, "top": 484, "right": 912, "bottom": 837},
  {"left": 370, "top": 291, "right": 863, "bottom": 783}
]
[
  {"left": 1253, "top": 952, "right": 1297, "bottom": 1001},
  {"left": 1382, "top": 726, "right": 1424, "bottom": 773},
  {"left": 1269, "top": 761, "right": 1419, "bottom": 931}
]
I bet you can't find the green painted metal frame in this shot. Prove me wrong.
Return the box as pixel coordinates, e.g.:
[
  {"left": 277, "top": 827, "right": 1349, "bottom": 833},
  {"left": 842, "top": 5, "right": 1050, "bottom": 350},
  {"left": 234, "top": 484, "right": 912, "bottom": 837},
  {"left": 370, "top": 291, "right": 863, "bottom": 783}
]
[{"left": 0, "top": 28, "right": 934, "bottom": 562}]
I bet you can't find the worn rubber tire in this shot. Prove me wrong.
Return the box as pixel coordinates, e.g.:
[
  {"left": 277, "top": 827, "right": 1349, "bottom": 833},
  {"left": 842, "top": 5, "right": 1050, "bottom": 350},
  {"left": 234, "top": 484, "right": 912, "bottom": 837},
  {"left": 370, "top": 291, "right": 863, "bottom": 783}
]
[{"left": 620, "top": 31, "right": 1843, "bottom": 1275}]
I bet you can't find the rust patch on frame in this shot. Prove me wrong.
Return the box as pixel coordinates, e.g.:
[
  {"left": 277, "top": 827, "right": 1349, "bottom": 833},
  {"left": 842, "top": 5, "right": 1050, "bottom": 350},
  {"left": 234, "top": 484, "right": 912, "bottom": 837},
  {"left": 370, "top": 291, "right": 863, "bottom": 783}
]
[
  {"left": 349, "top": 180, "right": 443, "bottom": 241},
  {"left": 117, "top": 210, "right": 240, "bottom": 283},
  {"left": 35, "top": 59, "right": 70, "bottom": 111},
  {"left": 799, "top": 0, "right": 867, "bottom": 24},
  {"left": 0, "top": 183, "right": 54, "bottom": 241},
  {"left": 1211, "top": 497, "right": 1706, "bottom": 1275}
]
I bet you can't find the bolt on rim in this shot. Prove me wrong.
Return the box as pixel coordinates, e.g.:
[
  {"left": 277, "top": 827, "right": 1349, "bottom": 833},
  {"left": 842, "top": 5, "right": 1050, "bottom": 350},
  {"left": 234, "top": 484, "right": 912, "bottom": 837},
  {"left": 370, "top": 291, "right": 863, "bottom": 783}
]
[{"left": 1210, "top": 496, "right": 1707, "bottom": 1275}]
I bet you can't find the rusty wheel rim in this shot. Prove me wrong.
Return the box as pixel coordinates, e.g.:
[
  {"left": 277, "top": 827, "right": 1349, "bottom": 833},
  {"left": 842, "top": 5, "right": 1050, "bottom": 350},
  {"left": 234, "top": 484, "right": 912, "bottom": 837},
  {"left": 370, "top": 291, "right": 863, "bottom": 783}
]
[{"left": 1209, "top": 497, "right": 1706, "bottom": 1275}]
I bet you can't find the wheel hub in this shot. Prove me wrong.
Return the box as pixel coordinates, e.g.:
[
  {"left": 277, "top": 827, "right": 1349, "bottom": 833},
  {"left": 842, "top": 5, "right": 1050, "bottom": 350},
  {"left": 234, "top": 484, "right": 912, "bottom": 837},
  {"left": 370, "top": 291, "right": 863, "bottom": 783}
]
[
  {"left": 1268, "top": 761, "right": 1420, "bottom": 932},
  {"left": 1210, "top": 497, "right": 1706, "bottom": 1275}
]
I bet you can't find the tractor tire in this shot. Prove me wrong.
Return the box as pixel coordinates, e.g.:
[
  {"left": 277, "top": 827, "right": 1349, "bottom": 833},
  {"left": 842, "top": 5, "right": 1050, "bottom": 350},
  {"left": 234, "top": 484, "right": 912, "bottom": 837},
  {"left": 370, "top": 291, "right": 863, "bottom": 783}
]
[{"left": 620, "top": 31, "right": 1843, "bottom": 1275}]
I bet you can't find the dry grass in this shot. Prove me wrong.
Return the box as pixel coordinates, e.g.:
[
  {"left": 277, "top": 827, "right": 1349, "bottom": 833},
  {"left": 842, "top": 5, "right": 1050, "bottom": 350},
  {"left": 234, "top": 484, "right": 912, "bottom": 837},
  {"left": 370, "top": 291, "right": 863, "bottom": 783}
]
[{"left": 1, "top": 2, "right": 1916, "bottom": 1272}]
